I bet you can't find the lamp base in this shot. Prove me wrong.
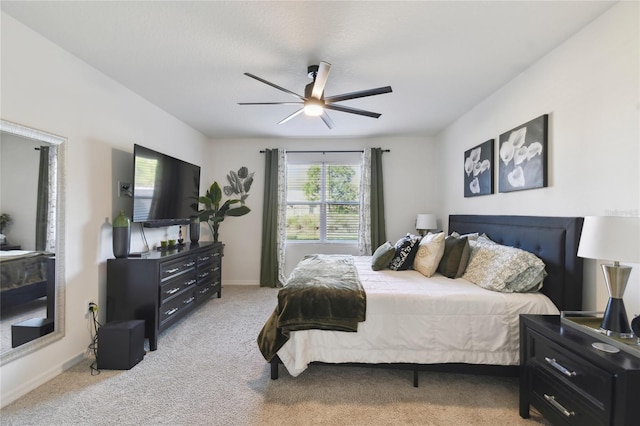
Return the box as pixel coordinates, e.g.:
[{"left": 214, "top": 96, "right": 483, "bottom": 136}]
[{"left": 600, "top": 297, "right": 633, "bottom": 338}]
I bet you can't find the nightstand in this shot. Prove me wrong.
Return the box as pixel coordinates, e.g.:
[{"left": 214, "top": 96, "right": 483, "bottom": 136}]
[{"left": 520, "top": 315, "right": 640, "bottom": 426}]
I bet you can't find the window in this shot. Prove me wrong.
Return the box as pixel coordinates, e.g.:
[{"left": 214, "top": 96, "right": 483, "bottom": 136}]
[{"left": 286, "top": 152, "right": 362, "bottom": 242}]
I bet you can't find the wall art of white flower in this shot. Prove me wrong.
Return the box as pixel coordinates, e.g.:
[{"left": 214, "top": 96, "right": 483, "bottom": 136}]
[
  {"left": 464, "top": 139, "right": 494, "bottom": 197},
  {"left": 498, "top": 114, "right": 548, "bottom": 193}
]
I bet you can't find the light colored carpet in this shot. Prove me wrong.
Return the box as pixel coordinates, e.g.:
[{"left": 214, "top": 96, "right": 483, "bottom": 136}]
[{"left": 0, "top": 286, "right": 548, "bottom": 425}]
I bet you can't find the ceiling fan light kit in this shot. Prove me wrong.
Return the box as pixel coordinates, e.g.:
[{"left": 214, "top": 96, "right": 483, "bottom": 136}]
[{"left": 239, "top": 61, "right": 392, "bottom": 129}]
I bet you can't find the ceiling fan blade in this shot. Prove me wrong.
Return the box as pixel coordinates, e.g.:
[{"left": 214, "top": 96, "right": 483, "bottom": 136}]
[
  {"left": 244, "top": 73, "right": 304, "bottom": 100},
  {"left": 324, "top": 86, "right": 392, "bottom": 104},
  {"left": 278, "top": 108, "right": 304, "bottom": 125},
  {"left": 238, "top": 102, "right": 302, "bottom": 105},
  {"left": 311, "top": 61, "right": 331, "bottom": 99},
  {"left": 325, "top": 104, "right": 382, "bottom": 119},
  {"left": 320, "top": 111, "right": 334, "bottom": 129}
]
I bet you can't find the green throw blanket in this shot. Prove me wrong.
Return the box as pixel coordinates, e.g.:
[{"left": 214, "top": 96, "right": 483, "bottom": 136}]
[{"left": 257, "top": 254, "right": 367, "bottom": 361}]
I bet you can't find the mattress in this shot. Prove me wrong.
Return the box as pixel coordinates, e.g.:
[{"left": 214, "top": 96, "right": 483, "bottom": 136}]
[
  {"left": 277, "top": 255, "right": 559, "bottom": 377},
  {"left": 0, "top": 250, "right": 50, "bottom": 292}
]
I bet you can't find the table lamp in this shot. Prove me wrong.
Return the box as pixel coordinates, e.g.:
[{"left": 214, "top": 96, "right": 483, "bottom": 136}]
[
  {"left": 577, "top": 216, "right": 640, "bottom": 338},
  {"left": 416, "top": 214, "right": 437, "bottom": 236}
]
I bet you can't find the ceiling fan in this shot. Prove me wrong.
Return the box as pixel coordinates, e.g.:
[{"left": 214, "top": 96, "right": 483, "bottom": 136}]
[{"left": 238, "top": 61, "right": 392, "bottom": 129}]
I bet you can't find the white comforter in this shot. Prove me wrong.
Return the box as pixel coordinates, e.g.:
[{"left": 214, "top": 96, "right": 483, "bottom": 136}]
[{"left": 277, "top": 256, "right": 559, "bottom": 377}]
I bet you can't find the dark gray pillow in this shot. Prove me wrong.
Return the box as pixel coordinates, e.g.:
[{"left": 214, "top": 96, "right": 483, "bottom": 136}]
[
  {"left": 371, "top": 242, "right": 395, "bottom": 270},
  {"left": 437, "top": 235, "right": 471, "bottom": 278},
  {"left": 389, "top": 234, "right": 421, "bottom": 271}
]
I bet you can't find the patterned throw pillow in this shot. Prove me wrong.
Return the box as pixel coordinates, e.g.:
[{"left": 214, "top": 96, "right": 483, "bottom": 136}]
[
  {"left": 389, "top": 234, "right": 421, "bottom": 271},
  {"left": 413, "top": 232, "right": 446, "bottom": 277},
  {"left": 371, "top": 242, "right": 396, "bottom": 270},
  {"left": 462, "top": 240, "right": 546, "bottom": 292},
  {"left": 437, "top": 235, "right": 471, "bottom": 278}
]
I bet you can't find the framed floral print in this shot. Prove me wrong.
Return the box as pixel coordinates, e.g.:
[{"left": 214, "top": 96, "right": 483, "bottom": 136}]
[
  {"left": 498, "top": 114, "right": 548, "bottom": 192},
  {"left": 464, "top": 139, "right": 494, "bottom": 197}
]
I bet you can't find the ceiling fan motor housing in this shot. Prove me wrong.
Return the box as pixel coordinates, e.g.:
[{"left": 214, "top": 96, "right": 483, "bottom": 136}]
[{"left": 307, "top": 65, "right": 319, "bottom": 79}]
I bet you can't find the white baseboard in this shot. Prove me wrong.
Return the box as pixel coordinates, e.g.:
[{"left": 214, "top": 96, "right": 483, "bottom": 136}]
[
  {"left": 222, "top": 280, "right": 259, "bottom": 286},
  {"left": 0, "top": 352, "right": 87, "bottom": 408}
]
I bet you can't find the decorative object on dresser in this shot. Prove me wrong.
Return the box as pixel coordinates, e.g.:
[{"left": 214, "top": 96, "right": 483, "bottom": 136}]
[
  {"left": 577, "top": 216, "right": 640, "bottom": 338},
  {"left": 106, "top": 242, "right": 223, "bottom": 351},
  {"left": 197, "top": 167, "right": 253, "bottom": 242},
  {"left": 463, "top": 139, "right": 493, "bottom": 197},
  {"left": 520, "top": 315, "right": 640, "bottom": 425},
  {"left": 498, "top": 114, "right": 548, "bottom": 192},
  {"left": 112, "top": 210, "right": 131, "bottom": 258},
  {"left": 189, "top": 217, "right": 200, "bottom": 243},
  {"left": 415, "top": 213, "right": 437, "bottom": 236}
]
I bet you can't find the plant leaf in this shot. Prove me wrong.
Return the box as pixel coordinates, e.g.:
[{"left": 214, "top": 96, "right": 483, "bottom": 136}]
[
  {"left": 237, "top": 166, "right": 248, "bottom": 179},
  {"left": 227, "top": 205, "right": 250, "bottom": 217}
]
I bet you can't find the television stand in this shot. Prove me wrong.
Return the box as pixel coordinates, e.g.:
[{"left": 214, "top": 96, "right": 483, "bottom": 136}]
[{"left": 106, "top": 242, "right": 223, "bottom": 350}]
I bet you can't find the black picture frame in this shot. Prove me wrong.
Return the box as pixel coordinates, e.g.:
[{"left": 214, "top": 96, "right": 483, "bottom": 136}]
[
  {"left": 498, "top": 114, "right": 548, "bottom": 192},
  {"left": 464, "top": 139, "right": 494, "bottom": 197}
]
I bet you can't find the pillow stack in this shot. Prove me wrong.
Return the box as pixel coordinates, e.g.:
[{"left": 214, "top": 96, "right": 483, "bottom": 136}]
[{"left": 462, "top": 238, "right": 546, "bottom": 292}]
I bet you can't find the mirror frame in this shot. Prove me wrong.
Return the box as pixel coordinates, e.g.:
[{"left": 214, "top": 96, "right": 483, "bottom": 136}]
[{"left": 0, "top": 119, "right": 66, "bottom": 365}]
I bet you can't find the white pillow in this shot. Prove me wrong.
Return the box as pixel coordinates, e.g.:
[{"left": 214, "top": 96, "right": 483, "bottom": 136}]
[
  {"left": 462, "top": 241, "right": 546, "bottom": 292},
  {"left": 413, "top": 232, "right": 445, "bottom": 277}
]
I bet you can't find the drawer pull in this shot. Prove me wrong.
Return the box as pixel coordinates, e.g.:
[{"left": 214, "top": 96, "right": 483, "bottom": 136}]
[
  {"left": 199, "top": 271, "right": 210, "bottom": 279},
  {"left": 200, "top": 287, "right": 211, "bottom": 295},
  {"left": 185, "top": 279, "right": 197, "bottom": 286},
  {"left": 184, "top": 261, "right": 195, "bottom": 268},
  {"left": 199, "top": 256, "right": 210, "bottom": 262},
  {"left": 544, "top": 394, "right": 575, "bottom": 417},
  {"left": 184, "top": 296, "right": 195, "bottom": 305},
  {"left": 164, "top": 307, "right": 179, "bottom": 316},
  {"left": 544, "top": 357, "right": 576, "bottom": 377},
  {"left": 165, "top": 267, "right": 180, "bottom": 274},
  {"left": 165, "top": 287, "right": 180, "bottom": 295},
  {"left": 213, "top": 253, "right": 220, "bottom": 257},
  {"left": 213, "top": 267, "right": 220, "bottom": 272}
]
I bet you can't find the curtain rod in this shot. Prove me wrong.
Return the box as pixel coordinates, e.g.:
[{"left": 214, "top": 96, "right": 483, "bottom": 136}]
[{"left": 259, "top": 149, "right": 390, "bottom": 154}]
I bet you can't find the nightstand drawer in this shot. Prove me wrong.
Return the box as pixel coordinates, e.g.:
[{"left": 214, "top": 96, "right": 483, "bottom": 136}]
[
  {"left": 532, "top": 329, "right": 612, "bottom": 409},
  {"left": 531, "top": 368, "right": 605, "bottom": 426}
]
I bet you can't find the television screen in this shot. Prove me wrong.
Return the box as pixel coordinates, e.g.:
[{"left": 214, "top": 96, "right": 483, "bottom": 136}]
[{"left": 132, "top": 144, "right": 201, "bottom": 227}]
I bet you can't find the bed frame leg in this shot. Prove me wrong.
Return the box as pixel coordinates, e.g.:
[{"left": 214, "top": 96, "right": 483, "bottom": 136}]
[
  {"left": 270, "top": 357, "right": 280, "bottom": 380},
  {"left": 413, "top": 367, "right": 419, "bottom": 387}
]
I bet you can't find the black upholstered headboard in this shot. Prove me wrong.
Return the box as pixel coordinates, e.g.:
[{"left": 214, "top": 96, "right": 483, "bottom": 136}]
[{"left": 448, "top": 215, "right": 584, "bottom": 312}]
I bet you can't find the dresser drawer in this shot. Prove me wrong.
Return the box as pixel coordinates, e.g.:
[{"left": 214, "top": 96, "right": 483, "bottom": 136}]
[
  {"left": 160, "top": 272, "right": 197, "bottom": 303},
  {"left": 531, "top": 329, "right": 612, "bottom": 410},
  {"left": 159, "top": 289, "right": 196, "bottom": 326},
  {"left": 195, "top": 282, "right": 218, "bottom": 301},
  {"left": 160, "top": 255, "right": 197, "bottom": 281},
  {"left": 197, "top": 262, "right": 220, "bottom": 286},
  {"left": 531, "top": 368, "right": 605, "bottom": 426}
]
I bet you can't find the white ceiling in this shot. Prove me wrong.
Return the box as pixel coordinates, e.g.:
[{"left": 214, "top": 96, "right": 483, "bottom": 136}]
[{"left": 1, "top": 1, "right": 615, "bottom": 139}]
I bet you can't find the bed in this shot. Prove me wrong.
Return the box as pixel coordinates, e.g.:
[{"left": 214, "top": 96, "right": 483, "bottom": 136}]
[
  {"left": 259, "top": 215, "right": 584, "bottom": 385},
  {"left": 0, "top": 250, "right": 55, "bottom": 312}
]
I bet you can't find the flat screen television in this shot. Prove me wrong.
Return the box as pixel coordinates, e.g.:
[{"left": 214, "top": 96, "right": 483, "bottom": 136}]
[{"left": 132, "top": 144, "right": 201, "bottom": 227}]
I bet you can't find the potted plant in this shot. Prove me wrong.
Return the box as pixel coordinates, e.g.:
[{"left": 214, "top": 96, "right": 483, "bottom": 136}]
[
  {"left": 0, "top": 213, "right": 11, "bottom": 244},
  {"left": 197, "top": 167, "right": 253, "bottom": 242}
]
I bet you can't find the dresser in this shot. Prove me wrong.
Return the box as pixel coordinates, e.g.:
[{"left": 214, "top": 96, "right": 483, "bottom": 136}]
[
  {"left": 520, "top": 315, "right": 640, "bottom": 425},
  {"left": 106, "top": 242, "right": 223, "bottom": 351}
]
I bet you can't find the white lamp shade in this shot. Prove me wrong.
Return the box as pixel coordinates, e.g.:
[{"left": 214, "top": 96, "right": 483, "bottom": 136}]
[
  {"left": 416, "top": 214, "right": 437, "bottom": 231},
  {"left": 577, "top": 216, "right": 640, "bottom": 263}
]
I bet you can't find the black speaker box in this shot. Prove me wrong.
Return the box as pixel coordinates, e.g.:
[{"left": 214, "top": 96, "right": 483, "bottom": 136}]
[{"left": 97, "top": 320, "right": 145, "bottom": 370}]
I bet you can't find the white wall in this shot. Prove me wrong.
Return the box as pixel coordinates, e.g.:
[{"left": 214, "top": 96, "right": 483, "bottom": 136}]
[
  {"left": 205, "top": 137, "right": 437, "bottom": 282},
  {"left": 0, "top": 134, "right": 40, "bottom": 249},
  {"left": 0, "top": 13, "right": 209, "bottom": 406},
  {"left": 435, "top": 2, "right": 640, "bottom": 316}
]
